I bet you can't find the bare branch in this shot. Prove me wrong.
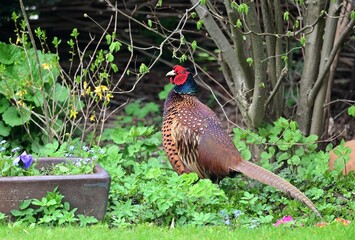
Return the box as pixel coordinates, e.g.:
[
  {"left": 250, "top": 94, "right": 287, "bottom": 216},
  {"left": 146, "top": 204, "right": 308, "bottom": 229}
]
[
  {"left": 191, "top": 0, "right": 246, "bottom": 91},
  {"left": 308, "top": 18, "right": 355, "bottom": 104},
  {"left": 265, "top": 66, "right": 288, "bottom": 108}
]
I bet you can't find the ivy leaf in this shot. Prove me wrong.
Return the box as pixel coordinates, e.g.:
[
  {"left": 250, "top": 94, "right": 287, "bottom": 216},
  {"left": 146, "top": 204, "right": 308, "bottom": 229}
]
[{"left": 2, "top": 106, "right": 31, "bottom": 127}]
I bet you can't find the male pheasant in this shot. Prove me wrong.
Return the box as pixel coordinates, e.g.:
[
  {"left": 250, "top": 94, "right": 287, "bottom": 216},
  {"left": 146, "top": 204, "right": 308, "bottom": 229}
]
[{"left": 162, "top": 65, "right": 322, "bottom": 218}]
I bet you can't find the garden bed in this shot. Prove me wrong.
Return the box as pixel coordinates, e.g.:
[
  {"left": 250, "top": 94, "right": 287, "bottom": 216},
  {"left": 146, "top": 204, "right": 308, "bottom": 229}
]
[{"left": 0, "top": 158, "right": 110, "bottom": 220}]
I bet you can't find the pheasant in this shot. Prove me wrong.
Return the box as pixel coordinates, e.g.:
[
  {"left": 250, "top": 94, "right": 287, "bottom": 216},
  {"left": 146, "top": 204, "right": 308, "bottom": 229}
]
[{"left": 162, "top": 65, "right": 322, "bottom": 218}]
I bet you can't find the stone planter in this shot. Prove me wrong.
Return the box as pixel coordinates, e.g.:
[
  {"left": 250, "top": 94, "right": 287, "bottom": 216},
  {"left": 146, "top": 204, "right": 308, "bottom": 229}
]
[{"left": 0, "top": 157, "right": 110, "bottom": 220}]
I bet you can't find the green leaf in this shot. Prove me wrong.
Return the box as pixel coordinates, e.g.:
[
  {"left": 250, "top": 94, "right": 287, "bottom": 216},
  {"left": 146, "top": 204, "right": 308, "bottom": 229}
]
[
  {"left": 236, "top": 19, "right": 242, "bottom": 29},
  {"left": 0, "top": 98, "right": 10, "bottom": 113},
  {"left": 111, "top": 63, "right": 118, "bottom": 73},
  {"left": 241, "top": 148, "right": 251, "bottom": 160},
  {"left": 52, "top": 37, "right": 62, "bottom": 47},
  {"left": 294, "top": 20, "right": 300, "bottom": 28},
  {"left": 148, "top": 19, "right": 153, "bottom": 28},
  {"left": 2, "top": 106, "right": 31, "bottom": 127},
  {"left": 10, "top": 209, "right": 23, "bottom": 217},
  {"left": 237, "top": 3, "right": 249, "bottom": 15},
  {"left": 0, "top": 120, "right": 11, "bottom": 137},
  {"left": 351, "top": 10, "right": 355, "bottom": 20},
  {"left": 106, "top": 53, "right": 114, "bottom": 62},
  {"left": 246, "top": 57, "right": 253, "bottom": 66},
  {"left": 105, "top": 34, "right": 112, "bottom": 44},
  {"left": 0, "top": 42, "right": 23, "bottom": 65},
  {"left": 347, "top": 106, "right": 355, "bottom": 117},
  {"left": 300, "top": 35, "right": 306, "bottom": 46},
  {"left": 54, "top": 83, "right": 70, "bottom": 103},
  {"left": 277, "top": 152, "right": 289, "bottom": 162},
  {"left": 179, "top": 54, "right": 187, "bottom": 63},
  {"left": 19, "top": 199, "right": 32, "bottom": 210},
  {"left": 281, "top": 54, "right": 288, "bottom": 63},
  {"left": 283, "top": 11, "right": 289, "bottom": 21},
  {"left": 109, "top": 41, "right": 122, "bottom": 53},
  {"left": 70, "top": 28, "right": 79, "bottom": 38},
  {"left": 156, "top": 0, "right": 163, "bottom": 7},
  {"left": 231, "top": 1, "right": 238, "bottom": 10},
  {"left": 158, "top": 84, "right": 174, "bottom": 100},
  {"left": 180, "top": 35, "right": 185, "bottom": 45},
  {"left": 191, "top": 40, "right": 197, "bottom": 51},
  {"left": 196, "top": 20, "right": 203, "bottom": 30},
  {"left": 139, "top": 63, "right": 149, "bottom": 74}
]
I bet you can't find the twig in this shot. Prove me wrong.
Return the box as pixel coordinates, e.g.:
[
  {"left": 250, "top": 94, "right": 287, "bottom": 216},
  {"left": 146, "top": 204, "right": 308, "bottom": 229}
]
[{"left": 265, "top": 66, "right": 288, "bottom": 107}]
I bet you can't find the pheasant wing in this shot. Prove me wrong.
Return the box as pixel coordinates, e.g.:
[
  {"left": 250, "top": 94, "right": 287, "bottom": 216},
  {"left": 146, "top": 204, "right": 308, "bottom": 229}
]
[{"left": 170, "top": 118, "right": 211, "bottom": 178}]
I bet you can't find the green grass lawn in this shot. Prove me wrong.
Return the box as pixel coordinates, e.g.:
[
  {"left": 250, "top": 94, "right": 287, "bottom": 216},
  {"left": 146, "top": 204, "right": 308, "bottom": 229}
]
[{"left": 0, "top": 223, "right": 353, "bottom": 240}]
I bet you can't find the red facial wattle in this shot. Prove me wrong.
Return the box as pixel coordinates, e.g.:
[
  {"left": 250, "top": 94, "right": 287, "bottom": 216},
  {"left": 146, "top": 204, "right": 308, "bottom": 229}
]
[{"left": 171, "top": 65, "right": 189, "bottom": 85}]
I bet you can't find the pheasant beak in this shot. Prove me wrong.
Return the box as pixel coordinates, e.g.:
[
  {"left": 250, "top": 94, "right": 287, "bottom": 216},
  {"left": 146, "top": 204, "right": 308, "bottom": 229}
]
[
  {"left": 166, "top": 69, "right": 177, "bottom": 84},
  {"left": 166, "top": 70, "right": 176, "bottom": 77}
]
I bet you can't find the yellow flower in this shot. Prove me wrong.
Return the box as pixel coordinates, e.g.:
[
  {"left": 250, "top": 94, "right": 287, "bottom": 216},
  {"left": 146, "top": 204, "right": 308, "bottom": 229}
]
[
  {"left": 105, "top": 92, "right": 113, "bottom": 103},
  {"left": 42, "top": 63, "right": 51, "bottom": 70},
  {"left": 94, "top": 85, "right": 109, "bottom": 100},
  {"left": 83, "top": 81, "right": 91, "bottom": 96},
  {"left": 16, "top": 100, "right": 25, "bottom": 107},
  {"left": 89, "top": 114, "right": 96, "bottom": 122},
  {"left": 70, "top": 109, "right": 78, "bottom": 119},
  {"left": 16, "top": 89, "right": 27, "bottom": 97}
]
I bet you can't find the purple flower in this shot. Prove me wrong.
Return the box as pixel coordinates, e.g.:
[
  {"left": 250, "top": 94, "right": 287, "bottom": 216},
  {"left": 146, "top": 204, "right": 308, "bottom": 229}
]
[
  {"left": 224, "top": 219, "right": 231, "bottom": 226},
  {"left": 13, "top": 151, "right": 33, "bottom": 169},
  {"left": 249, "top": 219, "right": 259, "bottom": 228},
  {"left": 234, "top": 210, "right": 242, "bottom": 218},
  {"left": 11, "top": 147, "right": 20, "bottom": 153},
  {"left": 274, "top": 215, "right": 294, "bottom": 227}
]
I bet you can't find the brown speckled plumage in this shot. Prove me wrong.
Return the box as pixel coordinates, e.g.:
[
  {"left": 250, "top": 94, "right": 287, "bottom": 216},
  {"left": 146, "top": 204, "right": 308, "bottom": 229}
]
[{"left": 162, "top": 65, "right": 322, "bottom": 218}]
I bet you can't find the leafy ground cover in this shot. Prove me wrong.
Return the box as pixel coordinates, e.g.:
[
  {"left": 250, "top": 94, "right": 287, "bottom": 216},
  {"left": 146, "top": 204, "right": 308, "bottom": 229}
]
[
  {"left": 1, "top": 101, "right": 354, "bottom": 228},
  {"left": 0, "top": 223, "right": 353, "bottom": 240}
]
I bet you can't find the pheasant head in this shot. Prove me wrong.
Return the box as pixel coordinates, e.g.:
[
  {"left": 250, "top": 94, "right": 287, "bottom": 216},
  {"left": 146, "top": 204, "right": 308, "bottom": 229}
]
[{"left": 166, "top": 65, "right": 198, "bottom": 95}]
